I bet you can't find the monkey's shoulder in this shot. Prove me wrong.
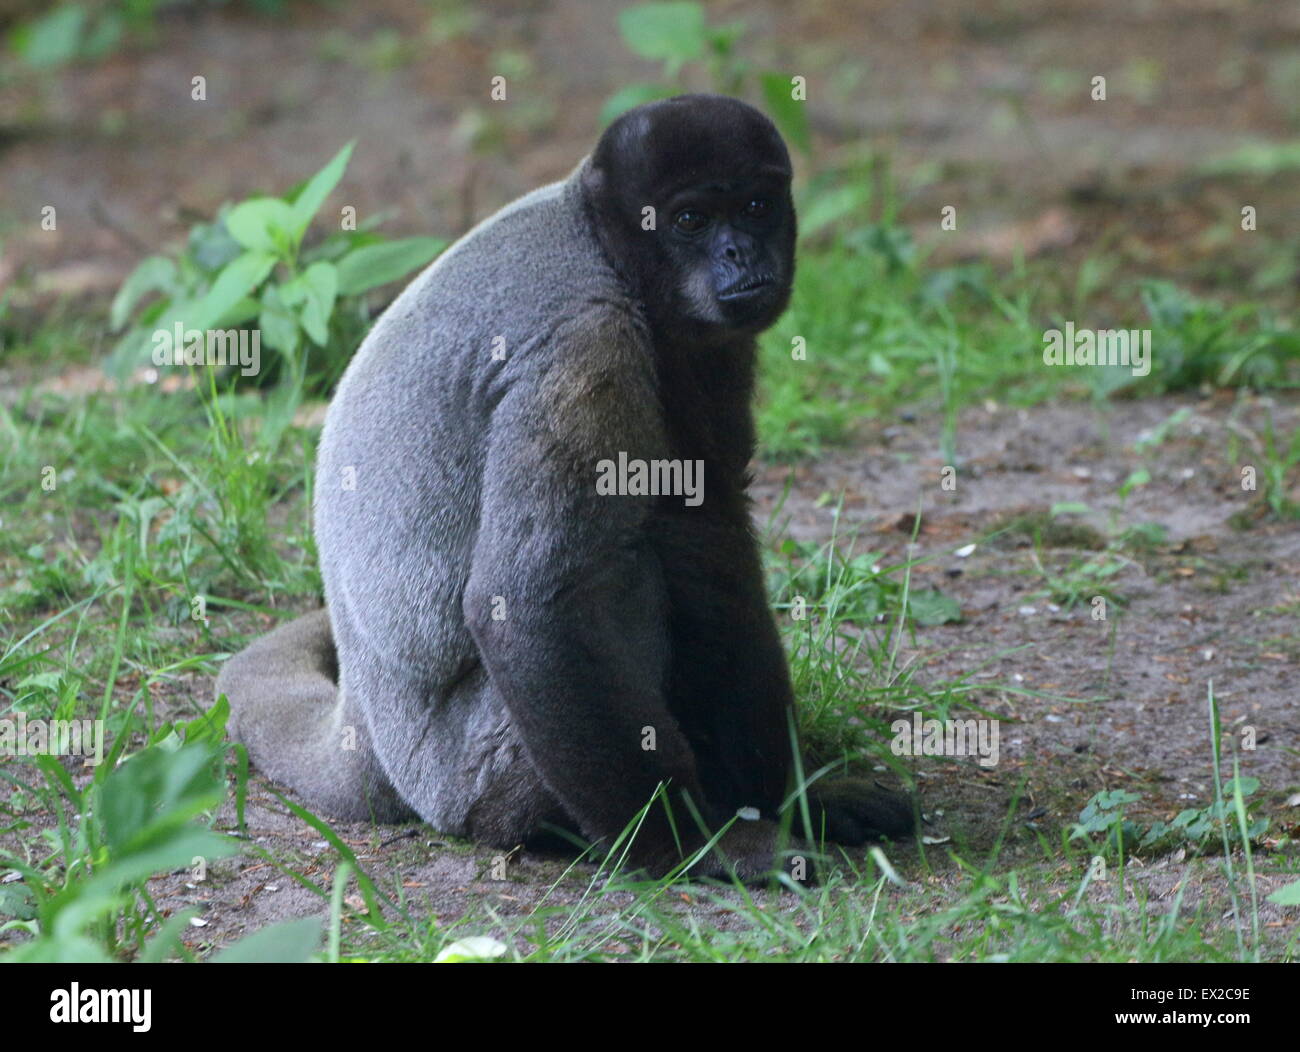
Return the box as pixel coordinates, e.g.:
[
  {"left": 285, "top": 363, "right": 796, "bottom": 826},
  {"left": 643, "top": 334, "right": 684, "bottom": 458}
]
[
  {"left": 460, "top": 296, "right": 658, "bottom": 467},
  {"left": 416, "top": 171, "right": 609, "bottom": 310}
]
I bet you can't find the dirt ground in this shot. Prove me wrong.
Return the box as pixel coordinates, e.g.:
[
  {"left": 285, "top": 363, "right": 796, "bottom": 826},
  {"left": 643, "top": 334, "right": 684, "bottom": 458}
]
[
  {"left": 4, "top": 1, "right": 1298, "bottom": 303},
  {"left": 2, "top": 1, "right": 1297, "bottom": 954},
  {"left": 77, "top": 390, "right": 1294, "bottom": 955},
  {"left": 756, "top": 392, "right": 1300, "bottom": 833}
]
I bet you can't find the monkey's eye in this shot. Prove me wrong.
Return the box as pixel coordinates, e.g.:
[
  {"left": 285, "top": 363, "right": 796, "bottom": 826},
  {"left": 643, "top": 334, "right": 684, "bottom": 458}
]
[
  {"left": 673, "top": 210, "right": 710, "bottom": 234},
  {"left": 743, "top": 198, "right": 772, "bottom": 219}
]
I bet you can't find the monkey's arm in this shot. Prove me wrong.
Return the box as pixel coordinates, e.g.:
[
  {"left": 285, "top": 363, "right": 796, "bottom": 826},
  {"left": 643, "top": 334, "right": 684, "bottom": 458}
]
[
  {"left": 660, "top": 515, "right": 914, "bottom": 844},
  {"left": 462, "top": 315, "right": 716, "bottom": 868},
  {"left": 655, "top": 508, "right": 795, "bottom": 814}
]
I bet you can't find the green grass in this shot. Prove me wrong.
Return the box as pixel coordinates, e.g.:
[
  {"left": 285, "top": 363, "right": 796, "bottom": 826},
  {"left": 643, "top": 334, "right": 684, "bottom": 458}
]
[
  {"left": 753, "top": 226, "right": 1298, "bottom": 461},
  {"left": 346, "top": 850, "right": 1252, "bottom": 963},
  {"left": 2, "top": 198, "right": 1297, "bottom": 961},
  {"left": 755, "top": 237, "right": 1058, "bottom": 459}
]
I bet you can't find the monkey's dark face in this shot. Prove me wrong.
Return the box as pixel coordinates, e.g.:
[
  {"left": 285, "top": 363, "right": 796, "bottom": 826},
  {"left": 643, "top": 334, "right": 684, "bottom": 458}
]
[
  {"left": 584, "top": 94, "right": 797, "bottom": 346},
  {"left": 660, "top": 175, "right": 792, "bottom": 333}
]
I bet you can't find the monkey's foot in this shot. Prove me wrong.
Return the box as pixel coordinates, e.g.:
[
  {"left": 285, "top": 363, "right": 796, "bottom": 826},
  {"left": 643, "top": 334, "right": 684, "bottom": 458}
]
[{"left": 792, "top": 777, "right": 915, "bottom": 845}]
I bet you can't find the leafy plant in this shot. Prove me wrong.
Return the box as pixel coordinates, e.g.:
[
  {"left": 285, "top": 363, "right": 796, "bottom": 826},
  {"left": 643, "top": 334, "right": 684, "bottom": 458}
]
[
  {"left": 1256, "top": 414, "right": 1300, "bottom": 519},
  {"left": 7, "top": 2, "right": 156, "bottom": 70},
  {"left": 1267, "top": 879, "right": 1300, "bottom": 907},
  {"left": 1133, "top": 406, "right": 1193, "bottom": 453},
  {"left": 107, "top": 142, "right": 446, "bottom": 392},
  {"left": 1, "top": 702, "right": 232, "bottom": 960},
  {"left": 6, "top": 1, "right": 301, "bottom": 70},
  {"left": 0, "top": 699, "right": 320, "bottom": 962},
  {"left": 1140, "top": 280, "right": 1299, "bottom": 392},
  {"left": 604, "top": 2, "right": 810, "bottom": 157},
  {"left": 1068, "top": 789, "right": 1143, "bottom": 852},
  {"left": 1025, "top": 464, "right": 1171, "bottom": 608},
  {"left": 1068, "top": 777, "right": 1268, "bottom": 860},
  {"left": 1027, "top": 545, "right": 1131, "bottom": 610},
  {"left": 1137, "top": 779, "right": 1269, "bottom": 854},
  {"left": 768, "top": 538, "right": 898, "bottom": 625},
  {"left": 768, "top": 534, "right": 962, "bottom": 629}
]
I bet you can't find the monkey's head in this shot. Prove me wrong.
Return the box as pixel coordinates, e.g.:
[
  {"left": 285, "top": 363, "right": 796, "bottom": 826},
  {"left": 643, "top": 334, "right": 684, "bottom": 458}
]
[{"left": 583, "top": 94, "right": 796, "bottom": 347}]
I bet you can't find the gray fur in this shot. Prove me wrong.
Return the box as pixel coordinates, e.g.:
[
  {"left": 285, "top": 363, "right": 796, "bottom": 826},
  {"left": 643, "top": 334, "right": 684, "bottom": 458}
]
[
  {"left": 218, "top": 96, "right": 914, "bottom": 880},
  {"left": 223, "top": 168, "right": 601, "bottom": 842}
]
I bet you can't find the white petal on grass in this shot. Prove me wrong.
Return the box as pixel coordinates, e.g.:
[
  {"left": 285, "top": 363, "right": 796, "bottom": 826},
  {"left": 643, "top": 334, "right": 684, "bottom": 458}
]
[{"left": 436, "top": 936, "right": 508, "bottom": 963}]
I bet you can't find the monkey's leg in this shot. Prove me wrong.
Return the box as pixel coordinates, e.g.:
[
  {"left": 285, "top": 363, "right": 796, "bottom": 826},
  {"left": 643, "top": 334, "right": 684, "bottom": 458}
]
[
  {"left": 219, "top": 609, "right": 413, "bottom": 823},
  {"left": 333, "top": 646, "right": 569, "bottom": 848}
]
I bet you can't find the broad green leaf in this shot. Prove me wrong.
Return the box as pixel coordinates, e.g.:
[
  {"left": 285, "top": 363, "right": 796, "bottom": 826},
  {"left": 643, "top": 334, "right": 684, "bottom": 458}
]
[
  {"left": 292, "top": 261, "right": 338, "bottom": 346},
  {"left": 599, "top": 83, "right": 675, "bottom": 125},
  {"left": 38, "top": 880, "right": 131, "bottom": 943},
  {"left": 908, "top": 588, "right": 963, "bottom": 627},
  {"left": 139, "top": 910, "right": 198, "bottom": 963},
  {"left": 189, "top": 216, "right": 244, "bottom": 271},
  {"left": 35, "top": 825, "right": 235, "bottom": 943},
  {"left": 109, "top": 256, "right": 176, "bottom": 332},
  {"left": 226, "top": 198, "right": 298, "bottom": 256},
  {"left": 1118, "top": 468, "right": 1151, "bottom": 498},
  {"left": 277, "top": 278, "right": 307, "bottom": 309},
  {"left": 1267, "top": 879, "right": 1300, "bottom": 906},
  {"left": 133, "top": 250, "right": 274, "bottom": 362},
  {"left": 760, "top": 72, "right": 811, "bottom": 155},
  {"left": 188, "top": 250, "right": 277, "bottom": 332},
  {"left": 797, "top": 183, "right": 868, "bottom": 240},
  {"left": 0, "top": 882, "right": 36, "bottom": 921},
  {"left": 290, "top": 141, "right": 355, "bottom": 242},
  {"left": 12, "top": 5, "right": 87, "bottom": 69},
  {"left": 214, "top": 295, "right": 261, "bottom": 329},
  {"left": 211, "top": 918, "right": 323, "bottom": 963},
  {"left": 259, "top": 285, "right": 300, "bottom": 355},
  {"left": 1, "top": 935, "right": 112, "bottom": 964},
  {"left": 1230, "top": 775, "right": 1260, "bottom": 797},
  {"left": 335, "top": 237, "right": 446, "bottom": 295},
  {"left": 707, "top": 20, "right": 747, "bottom": 55},
  {"left": 181, "top": 695, "right": 232, "bottom": 746},
  {"left": 618, "top": 3, "right": 707, "bottom": 63},
  {"left": 98, "top": 745, "right": 225, "bottom": 856},
  {"left": 87, "top": 828, "right": 236, "bottom": 901},
  {"left": 80, "top": 9, "right": 122, "bottom": 60}
]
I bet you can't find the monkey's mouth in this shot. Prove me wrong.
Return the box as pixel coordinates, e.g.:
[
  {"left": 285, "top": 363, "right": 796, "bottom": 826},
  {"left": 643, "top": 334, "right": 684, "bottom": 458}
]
[{"left": 717, "top": 273, "right": 774, "bottom": 301}]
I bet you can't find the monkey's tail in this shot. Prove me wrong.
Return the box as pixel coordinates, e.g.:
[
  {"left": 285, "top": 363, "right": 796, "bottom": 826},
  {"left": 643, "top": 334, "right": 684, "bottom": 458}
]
[{"left": 217, "top": 609, "right": 413, "bottom": 822}]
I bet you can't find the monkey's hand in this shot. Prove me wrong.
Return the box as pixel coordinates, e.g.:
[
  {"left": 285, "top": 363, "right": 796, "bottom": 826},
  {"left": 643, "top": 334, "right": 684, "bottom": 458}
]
[
  {"left": 675, "top": 821, "right": 814, "bottom": 886},
  {"left": 628, "top": 785, "right": 914, "bottom": 885},
  {"left": 788, "top": 777, "right": 915, "bottom": 845}
]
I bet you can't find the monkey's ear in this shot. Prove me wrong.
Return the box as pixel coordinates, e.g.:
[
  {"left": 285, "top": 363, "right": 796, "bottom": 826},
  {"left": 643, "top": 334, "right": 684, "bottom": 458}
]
[{"left": 580, "top": 159, "right": 607, "bottom": 200}]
